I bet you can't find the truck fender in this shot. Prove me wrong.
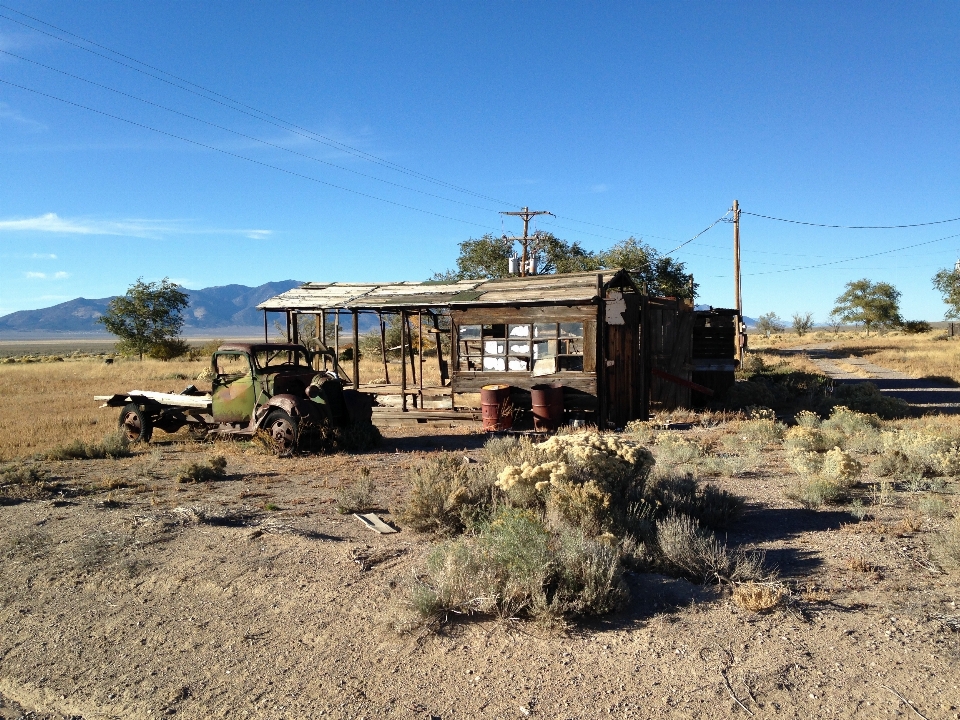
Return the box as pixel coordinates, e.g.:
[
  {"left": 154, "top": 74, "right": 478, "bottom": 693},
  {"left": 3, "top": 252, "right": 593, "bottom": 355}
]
[{"left": 255, "top": 394, "right": 318, "bottom": 427}]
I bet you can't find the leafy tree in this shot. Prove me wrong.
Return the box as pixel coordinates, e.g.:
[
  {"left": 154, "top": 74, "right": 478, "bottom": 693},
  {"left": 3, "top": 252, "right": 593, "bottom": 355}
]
[
  {"left": 755, "top": 312, "right": 785, "bottom": 337},
  {"left": 434, "top": 234, "right": 513, "bottom": 280},
  {"left": 598, "top": 238, "right": 696, "bottom": 299},
  {"left": 932, "top": 266, "right": 960, "bottom": 320},
  {"left": 832, "top": 279, "right": 902, "bottom": 335},
  {"left": 791, "top": 312, "right": 814, "bottom": 337},
  {"left": 98, "top": 278, "right": 189, "bottom": 360},
  {"left": 434, "top": 233, "right": 696, "bottom": 299}
]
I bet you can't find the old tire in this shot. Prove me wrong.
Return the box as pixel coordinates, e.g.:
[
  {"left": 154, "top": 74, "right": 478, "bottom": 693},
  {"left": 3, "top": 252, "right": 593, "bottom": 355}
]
[
  {"left": 119, "top": 402, "right": 152, "bottom": 443},
  {"left": 264, "top": 410, "right": 298, "bottom": 457}
]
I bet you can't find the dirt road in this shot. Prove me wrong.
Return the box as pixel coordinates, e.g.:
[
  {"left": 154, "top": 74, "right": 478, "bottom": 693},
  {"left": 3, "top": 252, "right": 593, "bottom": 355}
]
[{"left": 787, "top": 343, "right": 960, "bottom": 413}]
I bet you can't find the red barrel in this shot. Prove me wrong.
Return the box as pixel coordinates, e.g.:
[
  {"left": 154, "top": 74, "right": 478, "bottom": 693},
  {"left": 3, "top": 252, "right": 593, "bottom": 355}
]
[
  {"left": 531, "top": 383, "right": 564, "bottom": 431},
  {"left": 481, "top": 384, "right": 513, "bottom": 431}
]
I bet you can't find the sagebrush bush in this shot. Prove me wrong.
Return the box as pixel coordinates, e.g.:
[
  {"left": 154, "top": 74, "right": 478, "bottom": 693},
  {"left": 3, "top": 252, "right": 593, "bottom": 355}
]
[
  {"left": 494, "top": 432, "right": 655, "bottom": 535},
  {"left": 0, "top": 463, "right": 46, "bottom": 485},
  {"left": 822, "top": 447, "right": 862, "bottom": 486},
  {"left": 335, "top": 468, "right": 377, "bottom": 514},
  {"left": 654, "top": 513, "right": 767, "bottom": 584},
  {"left": 786, "top": 477, "right": 846, "bottom": 508},
  {"left": 880, "top": 429, "right": 957, "bottom": 476},
  {"left": 47, "top": 431, "right": 131, "bottom": 461},
  {"left": 654, "top": 432, "right": 704, "bottom": 466},
  {"left": 794, "top": 410, "right": 821, "bottom": 428},
  {"left": 737, "top": 418, "right": 786, "bottom": 448},
  {"left": 784, "top": 426, "right": 827, "bottom": 453},
  {"left": 398, "top": 453, "right": 493, "bottom": 535},
  {"left": 415, "top": 508, "right": 627, "bottom": 621},
  {"left": 786, "top": 449, "right": 824, "bottom": 476},
  {"left": 820, "top": 405, "right": 882, "bottom": 450},
  {"left": 644, "top": 473, "right": 744, "bottom": 530},
  {"left": 176, "top": 456, "right": 227, "bottom": 483}
]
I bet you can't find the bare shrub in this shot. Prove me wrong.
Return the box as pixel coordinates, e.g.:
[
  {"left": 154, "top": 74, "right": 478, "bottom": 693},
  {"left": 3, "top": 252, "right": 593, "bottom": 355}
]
[
  {"left": 398, "top": 453, "right": 493, "bottom": 535},
  {"left": 917, "top": 495, "right": 950, "bottom": 519},
  {"left": 73, "top": 530, "right": 131, "bottom": 570},
  {"left": 176, "top": 456, "right": 227, "bottom": 483},
  {"left": 732, "top": 582, "right": 786, "bottom": 613},
  {"left": 335, "top": 467, "right": 377, "bottom": 514}
]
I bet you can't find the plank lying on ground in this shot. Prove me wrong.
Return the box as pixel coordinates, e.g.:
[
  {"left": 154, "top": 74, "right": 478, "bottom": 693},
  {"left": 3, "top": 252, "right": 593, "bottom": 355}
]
[{"left": 354, "top": 513, "right": 397, "bottom": 534}]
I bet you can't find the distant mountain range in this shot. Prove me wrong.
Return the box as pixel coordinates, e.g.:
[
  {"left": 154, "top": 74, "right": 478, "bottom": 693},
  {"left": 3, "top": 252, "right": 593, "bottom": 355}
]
[{"left": 0, "top": 281, "right": 304, "bottom": 335}]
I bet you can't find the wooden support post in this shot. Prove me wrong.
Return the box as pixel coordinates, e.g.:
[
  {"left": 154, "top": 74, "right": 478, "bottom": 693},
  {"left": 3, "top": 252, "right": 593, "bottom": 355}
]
[
  {"left": 379, "top": 312, "right": 390, "bottom": 384},
  {"left": 400, "top": 310, "right": 408, "bottom": 411},
  {"left": 733, "top": 199, "right": 743, "bottom": 365},
  {"left": 430, "top": 312, "right": 448, "bottom": 386},
  {"left": 263, "top": 310, "right": 268, "bottom": 343},
  {"left": 352, "top": 310, "right": 360, "bottom": 391},
  {"left": 406, "top": 315, "right": 417, "bottom": 385},
  {"left": 334, "top": 309, "right": 340, "bottom": 374},
  {"left": 320, "top": 310, "right": 327, "bottom": 370},
  {"left": 596, "top": 274, "right": 606, "bottom": 428},
  {"left": 292, "top": 313, "right": 299, "bottom": 345},
  {"left": 418, "top": 310, "right": 424, "bottom": 407},
  {"left": 285, "top": 311, "right": 291, "bottom": 342}
]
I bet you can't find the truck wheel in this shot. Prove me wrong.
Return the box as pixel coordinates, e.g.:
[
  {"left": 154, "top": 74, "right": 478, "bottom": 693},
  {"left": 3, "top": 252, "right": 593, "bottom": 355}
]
[
  {"left": 119, "top": 402, "right": 152, "bottom": 443},
  {"left": 264, "top": 410, "right": 298, "bottom": 457}
]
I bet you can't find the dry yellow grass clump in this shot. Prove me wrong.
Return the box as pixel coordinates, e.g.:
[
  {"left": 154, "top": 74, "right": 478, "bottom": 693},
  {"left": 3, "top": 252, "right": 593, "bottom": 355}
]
[
  {"left": 0, "top": 357, "right": 207, "bottom": 460},
  {"left": 732, "top": 582, "right": 786, "bottom": 613},
  {"left": 831, "top": 333, "right": 960, "bottom": 385}
]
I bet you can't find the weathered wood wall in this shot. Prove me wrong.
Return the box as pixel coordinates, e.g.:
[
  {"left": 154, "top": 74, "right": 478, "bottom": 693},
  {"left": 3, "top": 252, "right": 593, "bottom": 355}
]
[{"left": 645, "top": 298, "right": 693, "bottom": 410}]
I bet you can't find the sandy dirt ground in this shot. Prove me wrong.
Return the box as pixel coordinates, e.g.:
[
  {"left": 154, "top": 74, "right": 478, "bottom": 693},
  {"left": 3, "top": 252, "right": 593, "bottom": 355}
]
[{"left": 2, "top": 421, "right": 959, "bottom": 720}]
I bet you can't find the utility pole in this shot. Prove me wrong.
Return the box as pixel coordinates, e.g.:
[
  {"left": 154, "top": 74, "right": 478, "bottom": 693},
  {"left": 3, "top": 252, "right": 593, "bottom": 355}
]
[
  {"left": 501, "top": 206, "right": 554, "bottom": 276},
  {"left": 732, "top": 199, "right": 743, "bottom": 364}
]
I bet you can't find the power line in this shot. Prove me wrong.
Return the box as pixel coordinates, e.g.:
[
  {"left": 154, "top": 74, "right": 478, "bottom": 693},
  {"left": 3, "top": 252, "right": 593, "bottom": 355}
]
[
  {"left": 0, "top": 6, "right": 514, "bottom": 207},
  {"left": 742, "top": 230, "right": 960, "bottom": 276},
  {"left": 664, "top": 213, "right": 731, "bottom": 255},
  {"left": 0, "top": 77, "right": 500, "bottom": 231},
  {"left": 0, "top": 5, "right": 679, "bottom": 248},
  {"left": 742, "top": 210, "right": 960, "bottom": 229},
  {"left": 0, "top": 48, "right": 502, "bottom": 214}
]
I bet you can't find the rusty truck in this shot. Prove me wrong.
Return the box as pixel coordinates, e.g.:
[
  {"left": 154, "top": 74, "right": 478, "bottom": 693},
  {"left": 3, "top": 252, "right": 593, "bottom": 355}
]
[{"left": 95, "top": 343, "right": 373, "bottom": 456}]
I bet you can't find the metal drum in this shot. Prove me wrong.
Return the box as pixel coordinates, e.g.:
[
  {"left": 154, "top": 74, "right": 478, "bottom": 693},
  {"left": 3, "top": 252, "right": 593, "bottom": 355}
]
[
  {"left": 480, "top": 384, "right": 513, "bottom": 431},
  {"left": 531, "top": 383, "right": 564, "bottom": 431}
]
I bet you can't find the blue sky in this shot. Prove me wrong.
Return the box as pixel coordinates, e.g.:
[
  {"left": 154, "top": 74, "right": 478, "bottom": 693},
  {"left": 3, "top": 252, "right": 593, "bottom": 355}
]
[{"left": 1, "top": 1, "right": 958, "bottom": 322}]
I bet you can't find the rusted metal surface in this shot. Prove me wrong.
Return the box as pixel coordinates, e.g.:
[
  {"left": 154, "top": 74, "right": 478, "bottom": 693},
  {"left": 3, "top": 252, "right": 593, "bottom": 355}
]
[{"left": 481, "top": 384, "right": 512, "bottom": 431}]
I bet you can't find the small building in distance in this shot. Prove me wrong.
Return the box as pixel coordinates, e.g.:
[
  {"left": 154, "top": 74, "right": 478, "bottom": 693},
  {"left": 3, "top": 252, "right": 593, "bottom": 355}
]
[{"left": 257, "top": 269, "right": 711, "bottom": 428}]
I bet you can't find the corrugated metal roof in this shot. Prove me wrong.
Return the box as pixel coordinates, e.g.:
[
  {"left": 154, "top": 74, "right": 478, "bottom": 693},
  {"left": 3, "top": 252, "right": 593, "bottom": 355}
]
[{"left": 257, "top": 271, "right": 631, "bottom": 311}]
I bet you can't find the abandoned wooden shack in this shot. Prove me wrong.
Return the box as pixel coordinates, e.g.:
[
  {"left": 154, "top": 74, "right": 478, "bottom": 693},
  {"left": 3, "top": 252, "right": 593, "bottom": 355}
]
[{"left": 257, "top": 269, "right": 709, "bottom": 428}]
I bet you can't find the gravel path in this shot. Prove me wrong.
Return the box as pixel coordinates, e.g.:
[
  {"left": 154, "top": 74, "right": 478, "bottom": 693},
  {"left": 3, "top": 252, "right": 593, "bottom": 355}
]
[{"left": 786, "top": 342, "right": 960, "bottom": 413}]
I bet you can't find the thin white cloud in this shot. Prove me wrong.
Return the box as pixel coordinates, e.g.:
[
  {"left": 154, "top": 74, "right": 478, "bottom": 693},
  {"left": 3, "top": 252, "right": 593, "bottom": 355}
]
[
  {"left": 590, "top": 184, "right": 609, "bottom": 194},
  {"left": 23, "top": 271, "right": 69, "bottom": 279},
  {"left": 31, "top": 253, "right": 57, "bottom": 259},
  {"left": 0, "top": 102, "right": 46, "bottom": 132},
  {"left": 0, "top": 213, "right": 273, "bottom": 240}
]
